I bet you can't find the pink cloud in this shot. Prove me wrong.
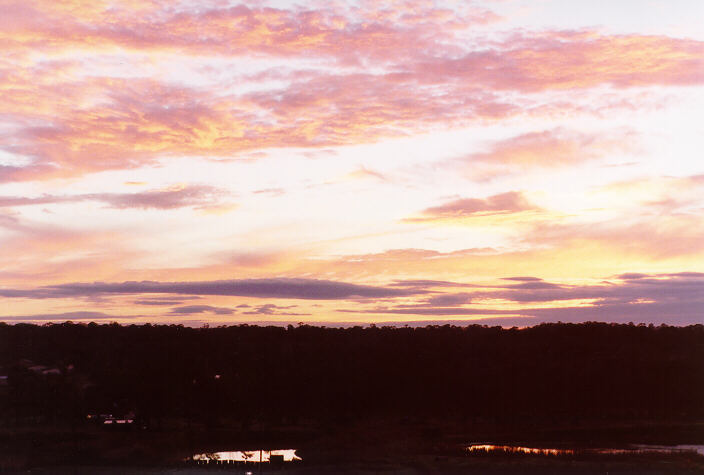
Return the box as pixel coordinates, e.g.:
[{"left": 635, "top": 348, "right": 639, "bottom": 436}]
[
  {"left": 473, "top": 129, "right": 633, "bottom": 165},
  {"left": 0, "top": 1, "right": 487, "bottom": 62},
  {"left": 410, "top": 191, "right": 538, "bottom": 221},
  {"left": 0, "top": 185, "right": 228, "bottom": 210},
  {"left": 0, "top": 73, "right": 519, "bottom": 181},
  {"left": 457, "top": 128, "right": 637, "bottom": 179},
  {"left": 0, "top": 2, "right": 701, "bottom": 184},
  {"left": 413, "top": 31, "right": 704, "bottom": 91}
]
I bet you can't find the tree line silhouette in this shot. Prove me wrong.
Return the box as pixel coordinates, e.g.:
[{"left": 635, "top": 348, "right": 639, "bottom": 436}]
[{"left": 0, "top": 322, "right": 702, "bottom": 429}]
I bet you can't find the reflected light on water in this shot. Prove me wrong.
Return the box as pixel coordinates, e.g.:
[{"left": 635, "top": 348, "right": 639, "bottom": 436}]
[
  {"left": 633, "top": 445, "right": 704, "bottom": 456},
  {"left": 467, "top": 444, "right": 704, "bottom": 456},
  {"left": 192, "top": 449, "right": 301, "bottom": 462},
  {"left": 467, "top": 444, "right": 572, "bottom": 455}
]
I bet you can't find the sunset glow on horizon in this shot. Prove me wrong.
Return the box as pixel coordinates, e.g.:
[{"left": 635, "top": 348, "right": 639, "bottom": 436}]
[{"left": 1, "top": 0, "right": 703, "bottom": 326}]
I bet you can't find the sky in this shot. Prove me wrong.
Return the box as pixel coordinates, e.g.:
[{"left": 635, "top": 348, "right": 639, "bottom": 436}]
[{"left": 0, "top": 0, "right": 703, "bottom": 327}]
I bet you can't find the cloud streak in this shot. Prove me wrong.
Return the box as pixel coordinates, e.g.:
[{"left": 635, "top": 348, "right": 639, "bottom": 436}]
[
  {"left": 0, "top": 185, "right": 228, "bottom": 210},
  {"left": 410, "top": 191, "right": 538, "bottom": 221},
  {"left": 0, "top": 311, "right": 134, "bottom": 322},
  {"left": 170, "top": 305, "right": 235, "bottom": 315},
  {"left": 0, "top": 278, "right": 424, "bottom": 301},
  {"left": 457, "top": 128, "right": 637, "bottom": 180}
]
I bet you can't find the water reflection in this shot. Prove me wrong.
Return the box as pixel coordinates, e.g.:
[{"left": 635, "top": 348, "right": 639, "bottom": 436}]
[
  {"left": 467, "top": 445, "right": 573, "bottom": 455},
  {"left": 467, "top": 444, "right": 704, "bottom": 456},
  {"left": 633, "top": 444, "right": 704, "bottom": 456},
  {"left": 192, "top": 449, "right": 302, "bottom": 463}
]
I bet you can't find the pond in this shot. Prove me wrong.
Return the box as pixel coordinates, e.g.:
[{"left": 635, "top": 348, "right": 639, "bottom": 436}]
[
  {"left": 191, "top": 449, "right": 302, "bottom": 463},
  {"left": 467, "top": 443, "right": 704, "bottom": 456}
]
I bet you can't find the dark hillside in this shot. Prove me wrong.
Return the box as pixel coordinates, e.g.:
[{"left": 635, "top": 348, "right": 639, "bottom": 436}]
[{"left": 1, "top": 322, "right": 702, "bottom": 428}]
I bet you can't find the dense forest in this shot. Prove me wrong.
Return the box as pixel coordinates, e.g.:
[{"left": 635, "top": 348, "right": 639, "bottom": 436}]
[{"left": 1, "top": 322, "right": 703, "bottom": 429}]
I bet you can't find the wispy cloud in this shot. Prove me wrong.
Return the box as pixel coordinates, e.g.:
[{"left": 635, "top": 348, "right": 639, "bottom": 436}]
[
  {"left": 457, "top": 128, "right": 637, "bottom": 180},
  {"left": 408, "top": 192, "right": 538, "bottom": 222},
  {"left": 170, "top": 305, "right": 235, "bottom": 315},
  {"left": 523, "top": 216, "right": 704, "bottom": 258},
  {"left": 0, "top": 185, "right": 229, "bottom": 210},
  {"left": 242, "top": 303, "right": 310, "bottom": 316}
]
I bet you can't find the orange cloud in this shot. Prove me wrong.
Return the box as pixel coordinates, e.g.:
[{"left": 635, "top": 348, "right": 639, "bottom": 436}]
[
  {"left": 524, "top": 215, "right": 704, "bottom": 259},
  {"left": 0, "top": 213, "right": 140, "bottom": 286}
]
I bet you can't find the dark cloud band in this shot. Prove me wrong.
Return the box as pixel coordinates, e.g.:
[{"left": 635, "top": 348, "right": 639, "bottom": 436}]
[{"left": 0, "top": 278, "right": 424, "bottom": 301}]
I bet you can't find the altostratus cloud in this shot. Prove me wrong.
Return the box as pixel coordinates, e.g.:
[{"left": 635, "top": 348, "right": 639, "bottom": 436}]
[
  {"left": 343, "top": 273, "right": 704, "bottom": 325},
  {"left": 0, "top": 278, "right": 424, "bottom": 300}
]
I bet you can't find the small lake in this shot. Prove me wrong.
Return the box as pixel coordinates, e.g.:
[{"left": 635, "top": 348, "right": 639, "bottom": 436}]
[
  {"left": 467, "top": 443, "right": 704, "bottom": 456},
  {"left": 191, "top": 449, "right": 302, "bottom": 463}
]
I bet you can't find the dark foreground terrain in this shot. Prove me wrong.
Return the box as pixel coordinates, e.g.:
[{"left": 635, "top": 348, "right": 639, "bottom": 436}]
[
  {"left": 0, "top": 322, "right": 703, "bottom": 473},
  {"left": 1, "top": 419, "right": 704, "bottom": 473}
]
